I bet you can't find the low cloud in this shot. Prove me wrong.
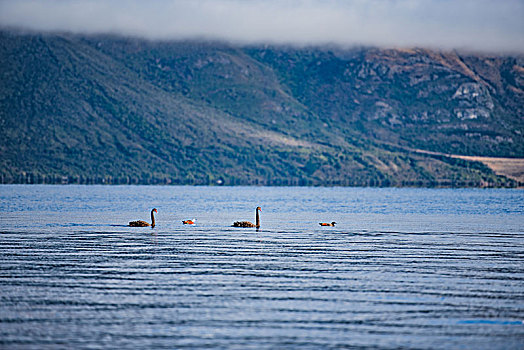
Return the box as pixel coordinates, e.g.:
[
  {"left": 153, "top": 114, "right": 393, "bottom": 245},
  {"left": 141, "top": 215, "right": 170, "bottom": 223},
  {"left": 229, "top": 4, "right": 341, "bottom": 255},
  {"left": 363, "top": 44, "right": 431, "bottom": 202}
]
[{"left": 0, "top": 0, "right": 523, "bottom": 52}]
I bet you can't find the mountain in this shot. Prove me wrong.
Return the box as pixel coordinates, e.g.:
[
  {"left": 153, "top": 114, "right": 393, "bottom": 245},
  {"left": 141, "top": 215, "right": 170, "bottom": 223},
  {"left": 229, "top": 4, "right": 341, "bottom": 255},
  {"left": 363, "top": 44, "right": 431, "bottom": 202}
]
[{"left": 1, "top": 31, "right": 523, "bottom": 187}]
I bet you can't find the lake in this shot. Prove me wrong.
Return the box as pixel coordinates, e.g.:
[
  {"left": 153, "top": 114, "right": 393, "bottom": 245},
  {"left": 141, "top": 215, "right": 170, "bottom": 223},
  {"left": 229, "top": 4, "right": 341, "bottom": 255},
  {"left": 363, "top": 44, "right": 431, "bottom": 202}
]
[{"left": 0, "top": 185, "right": 523, "bottom": 349}]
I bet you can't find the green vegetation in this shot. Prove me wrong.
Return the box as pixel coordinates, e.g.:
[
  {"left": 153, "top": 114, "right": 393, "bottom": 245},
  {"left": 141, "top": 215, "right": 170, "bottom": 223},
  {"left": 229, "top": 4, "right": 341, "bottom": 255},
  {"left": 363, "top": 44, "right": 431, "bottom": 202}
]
[{"left": 0, "top": 31, "right": 522, "bottom": 187}]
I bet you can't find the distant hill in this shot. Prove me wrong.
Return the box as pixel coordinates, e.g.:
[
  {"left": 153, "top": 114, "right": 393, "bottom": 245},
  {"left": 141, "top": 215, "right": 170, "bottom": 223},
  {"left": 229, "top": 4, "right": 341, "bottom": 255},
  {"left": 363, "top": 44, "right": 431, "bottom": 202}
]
[{"left": 1, "top": 31, "right": 523, "bottom": 187}]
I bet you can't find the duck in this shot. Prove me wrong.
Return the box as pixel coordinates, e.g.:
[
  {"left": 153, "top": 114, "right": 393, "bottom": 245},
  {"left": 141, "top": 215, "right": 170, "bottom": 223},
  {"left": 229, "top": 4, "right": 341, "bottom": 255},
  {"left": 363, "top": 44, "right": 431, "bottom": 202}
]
[
  {"left": 129, "top": 208, "right": 157, "bottom": 227},
  {"left": 319, "top": 221, "right": 336, "bottom": 227},
  {"left": 182, "top": 219, "right": 195, "bottom": 225},
  {"left": 233, "top": 206, "right": 261, "bottom": 228}
]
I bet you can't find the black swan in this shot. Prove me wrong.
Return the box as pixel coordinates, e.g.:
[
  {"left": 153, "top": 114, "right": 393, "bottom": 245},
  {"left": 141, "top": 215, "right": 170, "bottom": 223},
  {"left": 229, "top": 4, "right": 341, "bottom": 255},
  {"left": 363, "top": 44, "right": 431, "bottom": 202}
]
[
  {"left": 129, "top": 208, "right": 157, "bottom": 227},
  {"left": 182, "top": 220, "right": 195, "bottom": 225},
  {"left": 233, "top": 206, "right": 261, "bottom": 228},
  {"left": 319, "top": 221, "right": 336, "bottom": 227}
]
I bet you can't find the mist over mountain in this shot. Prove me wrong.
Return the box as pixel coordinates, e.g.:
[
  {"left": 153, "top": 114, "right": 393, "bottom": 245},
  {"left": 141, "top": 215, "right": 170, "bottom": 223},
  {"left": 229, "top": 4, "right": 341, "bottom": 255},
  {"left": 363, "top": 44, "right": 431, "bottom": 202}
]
[
  {"left": 1, "top": 31, "right": 523, "bottom": 186},
  {"left": 1, "top": 0, "right": 523, "bottom": 52}
]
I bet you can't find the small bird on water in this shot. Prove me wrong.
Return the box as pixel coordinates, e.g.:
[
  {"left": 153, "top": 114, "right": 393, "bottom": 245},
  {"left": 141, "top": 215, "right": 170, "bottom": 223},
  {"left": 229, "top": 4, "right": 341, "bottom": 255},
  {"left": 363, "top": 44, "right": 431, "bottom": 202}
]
[
  {"left": 319, "top": 222, "right": 336, "bottom": 227},
  {"left": 182, "top": 220, "right": 195, "bottom": 225}
]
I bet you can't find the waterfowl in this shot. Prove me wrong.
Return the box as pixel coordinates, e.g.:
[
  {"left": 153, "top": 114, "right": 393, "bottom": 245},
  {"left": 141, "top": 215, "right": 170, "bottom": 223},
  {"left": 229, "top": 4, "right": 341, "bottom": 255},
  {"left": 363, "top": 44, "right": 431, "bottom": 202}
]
[
  {"left": 182, "top": 220, "right": 195, "bottom": 225},
  {"left": 129, "top": 208, "right": 157, "bottom": 227},
  {"left": 233, "top": 206, "right": 261, "bottom": 228},
  {"left": 319, "top": 221, "right": 336, "bottom": 227}
]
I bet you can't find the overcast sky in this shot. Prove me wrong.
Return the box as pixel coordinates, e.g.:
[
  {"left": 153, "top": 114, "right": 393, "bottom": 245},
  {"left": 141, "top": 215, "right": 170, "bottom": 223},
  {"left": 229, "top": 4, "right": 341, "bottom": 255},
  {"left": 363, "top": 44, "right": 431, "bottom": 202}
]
[{"left": 0, "top": 0, "right": 523, "bottom": 52}]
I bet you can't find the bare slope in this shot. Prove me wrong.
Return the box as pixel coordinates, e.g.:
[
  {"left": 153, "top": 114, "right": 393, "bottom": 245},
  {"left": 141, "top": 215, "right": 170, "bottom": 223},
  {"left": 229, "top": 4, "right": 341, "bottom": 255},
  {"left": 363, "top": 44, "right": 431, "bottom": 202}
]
[{"left": 451, "top": 156, "right": 524, "bottom": 183}]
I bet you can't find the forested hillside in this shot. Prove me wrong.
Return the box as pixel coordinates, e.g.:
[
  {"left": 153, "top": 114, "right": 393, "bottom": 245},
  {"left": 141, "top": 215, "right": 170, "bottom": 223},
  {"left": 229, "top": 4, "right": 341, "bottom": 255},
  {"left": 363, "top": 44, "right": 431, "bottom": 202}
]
[{"left": 1, "top": 31, "right": 523, "bottom": 186}]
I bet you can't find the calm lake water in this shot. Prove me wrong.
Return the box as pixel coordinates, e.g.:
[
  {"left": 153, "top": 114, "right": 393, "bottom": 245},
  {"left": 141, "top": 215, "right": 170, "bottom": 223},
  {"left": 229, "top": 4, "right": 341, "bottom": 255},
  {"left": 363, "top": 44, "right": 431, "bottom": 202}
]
[{"left": 1, "top": 185, "right": 523, "bottom": 349}]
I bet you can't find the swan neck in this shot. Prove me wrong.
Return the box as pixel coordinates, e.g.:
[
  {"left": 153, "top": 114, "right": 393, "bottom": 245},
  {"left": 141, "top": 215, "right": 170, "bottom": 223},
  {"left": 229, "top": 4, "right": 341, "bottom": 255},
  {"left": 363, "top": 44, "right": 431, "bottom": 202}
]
[
  {"left": 151, "top": 210, "right": 156, "bottom": 227},
  {"left": 255, "top": 208, "right": 260, "bottom": 228}
]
